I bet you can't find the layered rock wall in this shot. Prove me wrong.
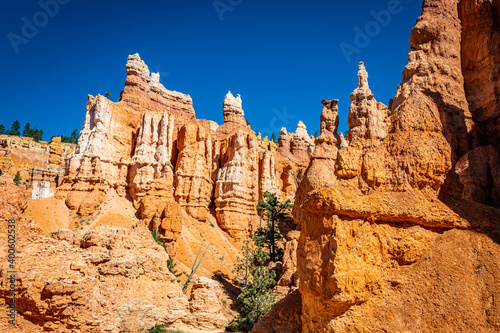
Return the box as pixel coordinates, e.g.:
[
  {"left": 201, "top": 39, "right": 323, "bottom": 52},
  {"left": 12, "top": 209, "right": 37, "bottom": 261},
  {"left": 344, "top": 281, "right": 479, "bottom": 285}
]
[
  {"left": 29, "top": 167, "right": 64, "bottom": 199},
  {"left": 456, "top": 0, "right": 500, "bottom": 207},
  {"left": 121, "top": 53, "right": 195, "bottom": 128},
  {"left": 0, "top": 135, "right": 74, "bottom": 182},
  {"left": 174, "top": 120, "right": 213, "bottom": 222},
  {"left": 56, "top": 54, "right": 307, "bottom": 241},
  {"left": 279, "top": 1, "right": 500, "bottom": 332}
]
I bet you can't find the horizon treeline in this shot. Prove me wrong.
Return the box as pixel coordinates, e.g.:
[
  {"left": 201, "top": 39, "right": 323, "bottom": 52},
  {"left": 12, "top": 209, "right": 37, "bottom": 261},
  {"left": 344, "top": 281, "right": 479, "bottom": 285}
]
[{"left": 0, "top": 120, "right": 79, "bottom": 144}]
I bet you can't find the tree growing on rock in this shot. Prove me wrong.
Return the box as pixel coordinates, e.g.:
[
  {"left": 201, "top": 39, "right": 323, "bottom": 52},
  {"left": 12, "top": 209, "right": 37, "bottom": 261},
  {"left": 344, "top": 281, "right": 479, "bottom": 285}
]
[
  {"left": 8, "top": 120, "right": 20, "bottom": 136},
  {"left": 231, "top": 239, "right": 277, "bottom": 332},
  {"left": 20, "top": 122, "right": 43, "bottom": 141},
  {"left": 13, "top": 171, "right": 21, "bottom": 186},
  {"left": 255, "top": 191, "right": 292, "bottom": 262},
  {"left": 51, "top": 129, "right": 80, "bottom": 144},
  {"left": 270, "top": 132, "right": 277, "bottom": 143}
]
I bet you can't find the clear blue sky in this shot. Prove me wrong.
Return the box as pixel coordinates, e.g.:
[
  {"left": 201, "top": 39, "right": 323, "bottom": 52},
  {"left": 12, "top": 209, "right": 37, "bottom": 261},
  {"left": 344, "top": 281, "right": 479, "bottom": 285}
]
[{"left": 0, "top": 0, "right": 422, "bottom": 140}]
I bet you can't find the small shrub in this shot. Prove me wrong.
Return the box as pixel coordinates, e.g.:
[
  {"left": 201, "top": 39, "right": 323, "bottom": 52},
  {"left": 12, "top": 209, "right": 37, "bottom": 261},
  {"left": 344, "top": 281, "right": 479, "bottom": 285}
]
[
  {"left": 152, "top": 230, "right": 182, "bottom": 279},
  {"left": 13, "top": 171, "right": 21, "bottom": 186},
  {"left": 150, "top": 324, "right": 167, "bottom": 333},
  {"left": 230, "top": 240, "right": 276, "bottom": 331},
  {"left": 168, "top": 259, "right": 182, "bottom": 281},
  {"left": 150, "top": 324, "right": 184, "bottom": 333}
]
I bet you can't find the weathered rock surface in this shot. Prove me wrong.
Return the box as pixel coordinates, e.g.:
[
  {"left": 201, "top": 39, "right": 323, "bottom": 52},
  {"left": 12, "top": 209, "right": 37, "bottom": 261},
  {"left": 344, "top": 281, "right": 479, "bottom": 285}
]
[
  {"left": 252, "top": 289, "right": 302, "bottom": 333},
  {"left": 454, "top": 0, "right": 500, "bottom": 207},
  {"left": 0, "top": 180, "right": 228, "bottom": 333},
  {"left": 58, "top": 95, "right": 129, "bottom": 216},
  {"left": 214, "top": 126, "right": 260, "bottom": 238},
  {"left": 0, "top": 135, "right": 74, "bottom": 185},
  {"left": 348, "top": 62, "right": 389, "bottom": 147},
  {"left": 392, "top": 0, "right": 478, "bottom": 157},
  {"left": 290, "top": 121, "right": 314, "bottom": 163},
  {"left": 55, "top": 54, "right": 306, "bottom": 243},
  {"left": 223, "top": 91, "right": 246, "bottom": 127},
  {"left": 279, "top": 1, "right": 500, "bottom": 332},
  {"left": 121, "top": 53, "right": 195, "bottom": 128},
  {"left": 187, "top": 277, "right": 229, "bottom": 330},
  {"left": 174, "top": 120, "right": 213, "bottom": 222},
  {"left": 29, "top": 167, "right": 64, "bottom": 200}
]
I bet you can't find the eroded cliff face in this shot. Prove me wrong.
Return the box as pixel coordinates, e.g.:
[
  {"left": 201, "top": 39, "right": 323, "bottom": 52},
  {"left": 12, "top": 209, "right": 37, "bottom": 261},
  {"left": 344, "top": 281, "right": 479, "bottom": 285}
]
[
  {"left": 55, "top": 54, "right": 308, "bottom": 244},
  {"left": 121, "top": 53, "right": 196, "bottom": 128},
  {"left": 7, "top": 53, "right": 311, "bottom": 333},
  {"left": 457, "top": 0, "right": 500, "bottom": 207},
  {"left": 0, "top": 180, "right": 228, "bottom": 333},
  {"left": 0, "top": 135, "right": 75, "bottom": 194},
  {"left": 272, "top": 0, "right": 500, "bottom": 332}
]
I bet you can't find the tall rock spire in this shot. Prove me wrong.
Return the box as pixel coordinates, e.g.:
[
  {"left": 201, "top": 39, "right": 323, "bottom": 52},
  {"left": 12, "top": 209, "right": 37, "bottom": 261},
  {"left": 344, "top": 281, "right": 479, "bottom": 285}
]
[
  {"left": 348, "top": 61, "right": 389, "bottom": 146},
  {"left": 222, "top": 91, "right": 246, "bottom": 126},
  {"left": 352, "top": 61, "right": 373, "bottom": 99}
]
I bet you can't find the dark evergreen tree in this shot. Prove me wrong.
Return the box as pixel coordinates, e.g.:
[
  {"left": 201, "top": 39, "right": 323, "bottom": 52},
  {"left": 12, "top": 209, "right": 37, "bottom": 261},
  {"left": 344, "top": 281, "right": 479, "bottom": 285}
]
[
  {"left": 70, "top": 129, "right": 79, "bottom": 143},
  {"left": 270, "top": 132, "right": 277, "bottom": 143},
  {"left": 13, "top": 171, "right": 21, "bottom": 186},
  {"left": 9, "top": 120, "right": 21, "bottom": 136},
  {"left": 23, "top": 122, "right": 31, "bottom": 137},
  {"left": 231, "top": 240, "right": 276, "bottom": 331},
  {"left": 255, "top": 191, "right": 292, "bottom": 262}
]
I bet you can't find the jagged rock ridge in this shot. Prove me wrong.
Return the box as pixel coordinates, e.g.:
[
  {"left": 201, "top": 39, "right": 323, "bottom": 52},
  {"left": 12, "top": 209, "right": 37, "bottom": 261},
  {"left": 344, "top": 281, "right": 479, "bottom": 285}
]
[
  {"left": 258, "top": 1, "right": 500, "bottom": 332},
  {"left": 55, "top": 54, "right": 311, "bottom": 241}
]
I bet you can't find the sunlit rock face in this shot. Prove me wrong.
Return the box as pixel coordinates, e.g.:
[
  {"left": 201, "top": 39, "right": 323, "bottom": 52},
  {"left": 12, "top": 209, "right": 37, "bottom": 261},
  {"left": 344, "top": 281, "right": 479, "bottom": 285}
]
[
  {"left": 54, "top": 54, "right": 307, "bottom": 241},
  {"left": 174, "top": 119, "right": 213, "bottom": 222},
  {"left": 0, "top": 135, "right": 74, "bottom": 196},
  {"left": 121, "top": 53, "right": 195, "bottom": 128},
  {"left": 288, "top": 1, "right": 500, "bottom": 332},
  {"left": 0, "top": 179, "right": 228, "bottom": 333},
  {"left": 291, "top": 121, "right": 314, "bottom": 164},
  {"left": 223, "top": 91, "right": 246, "bottom": 126},
  {"left": 214, "top": 128, "right": 260, "bottom": 238},
  {"left": 348, "top": 62, "right": 390, "bottom": 147},
  {"left": 30, "top": 167, "right": 64, "bottom": 200}
]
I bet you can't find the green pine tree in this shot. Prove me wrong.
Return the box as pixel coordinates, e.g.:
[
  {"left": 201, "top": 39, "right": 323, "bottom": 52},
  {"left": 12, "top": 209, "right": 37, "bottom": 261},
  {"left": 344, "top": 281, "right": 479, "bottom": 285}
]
[
  {"left": 0, "top": 124, "right": 5, "bottom": 134},
  {"left": 22, "top": 122, "right": 31, "bottom": 137},
  {"left": 70, "top": 129, "right": 79, "bottom": 144},
  {"left": 13, "top": 171, "right": 21, "bottom": 186},
  {"left": 11, "top": 120, "right": 20, "bottom": 136},
  {"left": 255, "top": 191, "right": 292, "bottom": 262},
  {"left": 231, "top": 241, "right": 276, "bottom": 331},
  {"left": 270, "top": 132, "right": 277, "bottom": 143}
]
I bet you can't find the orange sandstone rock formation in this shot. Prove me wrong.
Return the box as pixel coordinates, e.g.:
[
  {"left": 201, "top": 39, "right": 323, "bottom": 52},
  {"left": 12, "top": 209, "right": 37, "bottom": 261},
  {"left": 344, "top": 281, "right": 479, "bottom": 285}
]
[
  {"left": 57, "top": 54, "right": 307, "bottom": 242},
  {"left": 258, "top": 1, "right": 500, "bottom": 332},
  {"left": 0, "top": 135, "right": 74, "bottom": 186},
  {"left": 0, "top": 180, "right": 229, "bottom": 333},
  {"left": 121, "top": 53, "right": 195, "bottom": 128},
  {"left": 174, "top": 120, "right": 213, "bottom": 222}
]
